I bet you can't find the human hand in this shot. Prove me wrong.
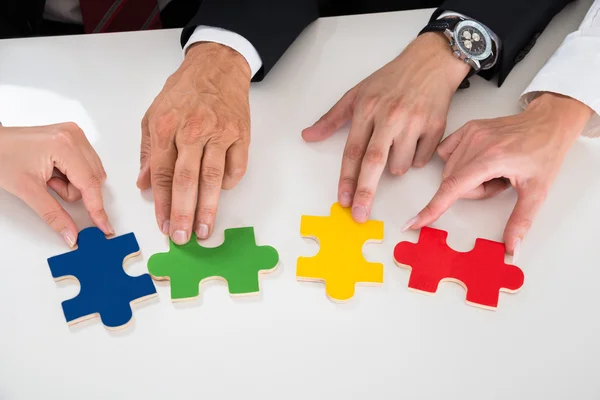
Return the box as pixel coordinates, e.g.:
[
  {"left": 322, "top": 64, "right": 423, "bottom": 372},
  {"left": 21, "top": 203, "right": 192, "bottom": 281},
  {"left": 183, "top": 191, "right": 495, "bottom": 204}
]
[
  {"left": 0, "top": 123, "right": 112, "bottom": 247},
  {"left": 407, "top": 93, "right": 594, "bottom": 257},
  {"left": 302, "top": 32, "right": 470, "bottom": 223},
  {"left": 137, "top": 42, "right": 251, "bottom": 245}
]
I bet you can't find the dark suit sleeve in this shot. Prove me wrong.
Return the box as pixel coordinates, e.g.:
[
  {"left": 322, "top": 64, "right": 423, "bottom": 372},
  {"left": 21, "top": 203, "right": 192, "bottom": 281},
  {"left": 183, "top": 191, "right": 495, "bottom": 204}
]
[
  {"left": 180, "top": 0, "right": 319, "bottom": 82},
  {"left": 430, "top": 0, "right": 575, "bottom": 86}
]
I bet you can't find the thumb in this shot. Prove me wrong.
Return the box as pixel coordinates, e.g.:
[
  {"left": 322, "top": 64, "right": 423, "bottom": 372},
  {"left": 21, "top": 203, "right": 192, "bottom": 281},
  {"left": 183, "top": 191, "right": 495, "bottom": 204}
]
[
  {"left": 20, "top": 179, "right": 79, "bottom": 247},
  {"left": 503, "top": 186, "right": 546, "bottom": 257},
  {"left": 301, "top": 85, "right": 358, "bottom": 142},
  {"left": 137, "top": 114, "right": 151, "bottom": 189},
  {"left": 437, "top": 124, "right": 467, "bottom": 161}
]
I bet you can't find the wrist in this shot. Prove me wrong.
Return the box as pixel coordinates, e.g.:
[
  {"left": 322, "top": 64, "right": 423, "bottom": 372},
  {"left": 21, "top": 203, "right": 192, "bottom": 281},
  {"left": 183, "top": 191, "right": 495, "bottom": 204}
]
[
  {"left": 527, "top": 92, "right": 593, "bottom": 140},
  {"left": 184, "top": 42, "right": 251, "bottom": 81},
  {"left": 417, "top": 32, "right": 471, "bottom": 91}
]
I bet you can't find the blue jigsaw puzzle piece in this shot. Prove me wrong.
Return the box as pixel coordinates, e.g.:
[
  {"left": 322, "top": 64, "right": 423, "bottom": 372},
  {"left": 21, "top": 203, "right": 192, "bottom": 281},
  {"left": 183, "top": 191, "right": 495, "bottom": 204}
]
[{"left": 47, "top": 227, "right": 157, "bottom": 329}]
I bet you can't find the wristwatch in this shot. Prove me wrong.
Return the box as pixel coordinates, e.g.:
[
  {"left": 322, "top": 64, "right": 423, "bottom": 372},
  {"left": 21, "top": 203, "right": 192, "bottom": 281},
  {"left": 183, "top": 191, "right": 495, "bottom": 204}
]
[{"left": 419, "top": 16, "right": 498, "bottom": 88}]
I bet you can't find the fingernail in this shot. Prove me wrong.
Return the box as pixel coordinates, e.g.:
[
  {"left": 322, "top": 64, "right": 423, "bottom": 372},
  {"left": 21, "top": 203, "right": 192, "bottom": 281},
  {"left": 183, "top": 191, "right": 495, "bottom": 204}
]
[
  {"left": 196, "top": 224, "right": 209, "bottom": 239},
  {"left": 340, "top": 192, "right": 352, "bottom": 207},
  {"left": 352, "top": 205, "right": 368, "bottom": 222},
  {"left": 161, "top": 220, "right": 170, "bottom": 235},
  {"left": 172, "top": 230, "right": 188, "bottom": 245},
  {"left": 513, "top": 238, "right": 521, "bottom": 264},
  {"left": 61, "top": 229, "right": 76, "bottom": 248},
  {"left": 402, "top": 216, "right": 418, "bottom": 232}
]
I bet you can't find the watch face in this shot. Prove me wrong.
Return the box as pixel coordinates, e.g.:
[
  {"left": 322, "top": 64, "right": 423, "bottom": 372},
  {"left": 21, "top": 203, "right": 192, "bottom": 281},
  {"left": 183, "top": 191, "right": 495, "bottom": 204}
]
[
  {"left": 457, "top": 26, "right": 486, "bottom": 56},
  {"left": 454, "top": 20, "right": 492, "bottom": 61}
]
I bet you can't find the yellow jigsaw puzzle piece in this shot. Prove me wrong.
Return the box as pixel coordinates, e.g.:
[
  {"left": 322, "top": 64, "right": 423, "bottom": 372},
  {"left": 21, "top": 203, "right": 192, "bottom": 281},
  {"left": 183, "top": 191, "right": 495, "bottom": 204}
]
[{"left": 297, "top": 202, "right": 384, "bottom": 302}]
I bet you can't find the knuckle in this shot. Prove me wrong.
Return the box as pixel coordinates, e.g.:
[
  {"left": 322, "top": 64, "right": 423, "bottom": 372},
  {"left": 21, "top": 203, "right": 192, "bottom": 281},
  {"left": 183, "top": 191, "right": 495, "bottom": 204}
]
[
  {"left": 180, "top": 117, "right": 206, "bottom": 144},
  {"left": 363, "top": 147, "right": 386, "bottom": 166},
  {"left": 171, "top": 210, "right": 193, "bottom": 225},
  {"left": 354, "top": 187, "right": 374, "bottom": 201},
  {"left": 200, "top": 166, "right": 224, "bottom": 186},
  {"left": 61, "top": 121, "right": 83, "bottom": 135},
  {"left": 384, "top": 98, "right": 404, "bottom": 123},
  {"left": 389, "top": 166, "right": 408, "bottom": 176},
  {"left": 173, "top": 168, "right": 197, "bottom": 191},
  {"left": 153, "top": 113, "right": 177, "bottom": 139},
  {"left": 439, "top": 175, "right": 460, "bottom": 195},
  {"left": 89, "top": 207, "right": 107, "bottom": 220},
  {"left": 358, "top": 94, "right": 380, "bottom": 116},
  {"left": 234, "top": 118, "right": 250, "bottom": 137},
  {"left": 429, "top": 117, "right": 446, "bottom": 135},
  {"left": 408, "top": 109, "right": 427, "bottom": 130},
  {"left": 153, "top": 165, "right": 175, "bottom": 189},
  {"left": 339, "top": 176, "right": 357, "bottom": 190},
  {"left": 344, "top": 143, "right": 365, "bottom": 162},
  {"left": 514, "top": 218, "right": 533, "bottom": 232},
  {"left": 41, "top": 210, "right": 61, "bottom": 226},
  {"left": 86, "top": 173, "right": 102, "bottom": 190},
  {"left": 196, "top": 206, "right": 216, "bottom": 222},
  {"left": 53, "top": 128, "right": 76, "bottom": 147}
]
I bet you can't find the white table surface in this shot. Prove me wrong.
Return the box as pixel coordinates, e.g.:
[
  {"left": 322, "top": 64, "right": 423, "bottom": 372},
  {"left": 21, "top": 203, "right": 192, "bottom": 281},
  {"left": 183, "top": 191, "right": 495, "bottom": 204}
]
[{"left": 1, "top": 3, "right": 599, "bottom": 399}]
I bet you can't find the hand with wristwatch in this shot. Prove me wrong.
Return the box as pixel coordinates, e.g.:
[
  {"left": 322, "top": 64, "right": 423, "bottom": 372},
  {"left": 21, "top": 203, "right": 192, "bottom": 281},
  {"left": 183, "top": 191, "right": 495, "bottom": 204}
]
[{"left": 301, "top": 14, "right": 501, "bottom": 224}]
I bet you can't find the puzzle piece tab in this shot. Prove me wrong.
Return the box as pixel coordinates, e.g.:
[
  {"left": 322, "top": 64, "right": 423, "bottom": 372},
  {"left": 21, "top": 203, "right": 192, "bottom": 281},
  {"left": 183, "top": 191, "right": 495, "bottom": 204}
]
[
  {"left": 393, "top": 227, "right": 524, "bottom": 310},
  {"left": 47, "top": 227, "right": 157, "bottom": 329},
  {"left": 297, "top": 202, "right": 384, "bottom": 302},
  {"left": 147, "top": 227, "right": 279, "bottom": 301}
]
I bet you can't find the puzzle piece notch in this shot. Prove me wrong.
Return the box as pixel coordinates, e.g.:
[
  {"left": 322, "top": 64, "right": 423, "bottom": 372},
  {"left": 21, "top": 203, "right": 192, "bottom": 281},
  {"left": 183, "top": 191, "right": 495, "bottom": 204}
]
[
  {"left": 297, "top": 202, "right": 384, "bottom": 302},
  {"left": 47, "top": 227, "right": 157, "bottom": 329},
  {"left": 147, "top": 227, "right": 279, "bottom": 301},
  {"left": 393, "top": 227, "right": 524, "bottom": 309}
]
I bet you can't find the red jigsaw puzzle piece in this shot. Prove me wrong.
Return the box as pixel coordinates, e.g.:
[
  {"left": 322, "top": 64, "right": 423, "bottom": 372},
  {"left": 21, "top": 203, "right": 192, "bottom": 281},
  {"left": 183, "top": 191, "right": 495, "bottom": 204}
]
[{"left": 393, "top": 227, "right": 524, "bottom": 310}]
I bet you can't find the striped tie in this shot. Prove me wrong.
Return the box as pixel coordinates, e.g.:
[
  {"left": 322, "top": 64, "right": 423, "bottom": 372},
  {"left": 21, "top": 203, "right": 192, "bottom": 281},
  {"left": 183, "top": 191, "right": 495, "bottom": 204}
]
[{"left": 80, "top": 0, "right": 163, "bottom": 34}]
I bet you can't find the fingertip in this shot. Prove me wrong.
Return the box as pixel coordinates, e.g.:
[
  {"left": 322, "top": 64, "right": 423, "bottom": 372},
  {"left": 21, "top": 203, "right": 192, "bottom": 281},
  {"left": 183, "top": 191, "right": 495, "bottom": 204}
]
[
  {"left": 339, "top": 191, "right": 353, "bottom": 208},
  {"left": 301, "top": 126, "right": 322, "bottom": 142},
  {"left": 136, "top": 167, "right": 151, "bottom": 190},
  {"left": 171, "top": 229, "right": 190, "bottom": 246},
  {"left": 92, "top": 209, "right": 114, "bottom": 236},
  {"left": 61, "top": 228, "right": 77, "bottom": 248},
  {"left": 351, "top": 204, "right": 368, "bottom": 223},
  {"left": 511, "top": 237, "right": 521, "bottom": 261},
  {"left": 195, "top": 223, "right": 210, "bottom": 240},
  {"left": 105, "top": 220, "right": 115, "bottom": 236},
  {"left": 402, "top": 215, "right": 419, "bottom": 232}
]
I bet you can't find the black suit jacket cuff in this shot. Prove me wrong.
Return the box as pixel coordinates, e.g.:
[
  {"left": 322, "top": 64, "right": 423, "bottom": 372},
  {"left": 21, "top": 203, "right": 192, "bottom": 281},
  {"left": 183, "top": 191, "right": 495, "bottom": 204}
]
[
  {"left": 431, "top": 0, "right": 574, "bottom": 86},
  {"left": 180, "top": 0, "right": 319, "bottom": 82}
]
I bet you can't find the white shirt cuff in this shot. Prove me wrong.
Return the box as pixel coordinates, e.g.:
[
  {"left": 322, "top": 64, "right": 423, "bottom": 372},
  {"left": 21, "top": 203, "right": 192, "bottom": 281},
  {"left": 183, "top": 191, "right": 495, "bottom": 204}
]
[
  {"left": 519, "top": 32, "right": 600, "bottom": 138},
  {"left": 182, "top": 25, "right": 263, "bottom": 78}
]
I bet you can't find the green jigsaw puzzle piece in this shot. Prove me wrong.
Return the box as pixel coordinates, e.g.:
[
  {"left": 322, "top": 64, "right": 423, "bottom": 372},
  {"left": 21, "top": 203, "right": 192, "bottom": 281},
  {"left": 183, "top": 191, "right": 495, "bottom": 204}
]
[{"left": 147, "top": 227, "right": 279, "bottom": 300}]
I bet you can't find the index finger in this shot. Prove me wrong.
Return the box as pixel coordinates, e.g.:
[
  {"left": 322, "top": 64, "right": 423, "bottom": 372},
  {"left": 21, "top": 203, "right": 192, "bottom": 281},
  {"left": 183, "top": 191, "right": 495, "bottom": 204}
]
[
  {"left": 54, "top": 146, "right": 113, "bottom": 235},
  {"left": 410, "top": 163, "right": 494, "bottom": 230}
]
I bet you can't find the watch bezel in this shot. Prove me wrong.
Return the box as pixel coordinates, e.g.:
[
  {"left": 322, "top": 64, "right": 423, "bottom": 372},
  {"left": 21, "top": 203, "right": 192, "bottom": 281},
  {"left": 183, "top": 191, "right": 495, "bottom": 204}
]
[{"left": 453, "top": 20, "right": 492, "bottom": 62}]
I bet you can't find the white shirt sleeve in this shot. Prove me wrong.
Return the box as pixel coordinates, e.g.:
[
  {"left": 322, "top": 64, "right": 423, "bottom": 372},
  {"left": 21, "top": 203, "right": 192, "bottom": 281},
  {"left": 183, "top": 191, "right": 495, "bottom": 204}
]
[
  {"left": 519, "top": 0, "right": 600, "bottom": 137},
  {"left": 182, "top": 25, "right": 263, "bottom": 78}
]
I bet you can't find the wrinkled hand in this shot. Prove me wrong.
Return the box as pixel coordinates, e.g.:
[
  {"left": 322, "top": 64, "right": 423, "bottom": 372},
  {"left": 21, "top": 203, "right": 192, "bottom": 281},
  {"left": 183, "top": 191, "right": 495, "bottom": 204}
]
[
  {"left": 0, "top": 123, "right": 112, "bottom": 247},
  {"left": 408, "top": 93, "right": 594, "bottom": 257},
  {"left": 302, "top": 32, "right": 470, "bottom": 223},
  {"left": 137, "top": 43, "right": 251, "bottom": 244}
]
